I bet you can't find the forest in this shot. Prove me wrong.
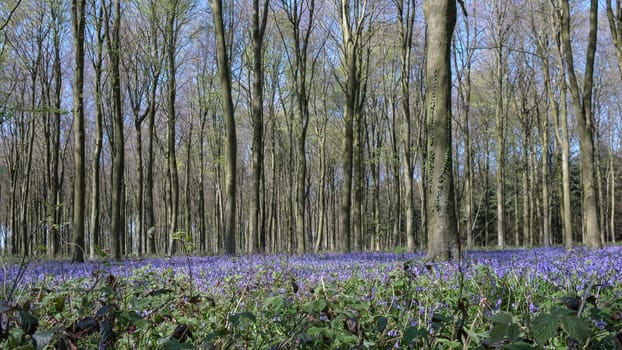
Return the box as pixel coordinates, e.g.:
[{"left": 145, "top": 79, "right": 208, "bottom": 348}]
[{"left": 0, "top": 0, "right": 621, "bottom": 262}]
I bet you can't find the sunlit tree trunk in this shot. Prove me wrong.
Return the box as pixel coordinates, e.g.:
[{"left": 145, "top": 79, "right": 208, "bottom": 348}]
[
  {"left": 559, "top": 0, "right": 601, "bottom": 249},
  {"left": 164, "top": 0, "right": 182, "bottom": 256},
  {"left": 493, "top": 13, "right": 506, "bottom": 249},
  {"left": 423, "top": 0, "right": 458, "bottom": 260}
]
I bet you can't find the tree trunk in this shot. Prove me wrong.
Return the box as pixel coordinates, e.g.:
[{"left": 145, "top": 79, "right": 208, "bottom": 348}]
[
  {"left": 397, "top": 0, "right": 418, "bottom": 251},
  {"left": 89, "top": 3, "right": 104, "bottom": 259},
  {"left": 71, "top": 0, "right": 87, "bottom": 263},
  {"left": 210, "top": 0, "right": 237, "bottom": 255},
  {"left": 165, "top": 1, "right": 179, "bottom": 256},
  {"left": 249, "top": 0, "right": 269, "bottom": 253},
  {"left": 107, "top": 0, "right": 123, "bottom": 261},
  {"left": 423, "top": 0, "right": 458, "bottom": 260},
  {"left": 559, "top": 0, "right": 601, "bottom": 249}
]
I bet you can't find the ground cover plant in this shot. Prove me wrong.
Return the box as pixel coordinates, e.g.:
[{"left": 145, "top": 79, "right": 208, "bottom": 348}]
[{"left": 1, "top": 247, "right": 622, "bottom": 349}]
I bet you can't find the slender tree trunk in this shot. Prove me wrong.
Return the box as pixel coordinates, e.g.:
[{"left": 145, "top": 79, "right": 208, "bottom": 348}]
[
  {"left": 396, "top": 0, "right": 418, "bottom": 251},
  {"left": 71, "top": 0, "right": 87, "bottom": 262},
  {"left": 145, "top": 97, "right": 157, "bottom": 255},
  {"left": 164, "top": 0, "right": 181, "bottom": 256},
  {"left": 48, "top": 6, "right": 63, "bottom": 258},
  {"left": 541, "top": 107, "right": 551, "bottom": 247},
  {"left": 609, "top": 156, "right": 616, "bottom": 244},
  {"left": 249, "top": 0, "right": 269, "bottom": 253},
  {"left": 210, "top": 0, "right": 237, "bottom": 255},
  {"left": 107, "top": 0, "right": 123, "bottom": 260},
  {"left": 494, "top": 54, "right": 506, "bottom": 249},
  {"left": 89, "top": 4, "right": 104, "bottom": 259}
]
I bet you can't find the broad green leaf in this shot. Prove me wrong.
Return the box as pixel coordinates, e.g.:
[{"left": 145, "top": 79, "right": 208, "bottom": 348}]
[
  {"left": 507, "top": 323, "right": 520, "bottom": 342},
  {"left": 532, "top": 313, "right": 559, "bottom": 346},
  {"left": 490, "top": 324, "right": 507, "bottom": 344},
  {"left": 492, "top": 312, "right": 514, "bottom": 325},
  {"left": 303, "top": 299, "right": 326, "bottom": 314},
  {"left": 559, "top": 315, "right": 590, "bottom": 343},
  {"left": 263, "top": 296, "right": 284, "bottom": 311},
  {"left": 403, "top": 326, "right": 427, "bottom": 346}
]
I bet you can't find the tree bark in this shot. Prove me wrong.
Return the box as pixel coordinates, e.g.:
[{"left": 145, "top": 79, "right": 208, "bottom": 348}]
[
  {"left": 210, "top": 0, "right": 237, "bottom": 255},
  {"left": 424, "top": 0, "right": 458, "bottom": 260},
  {"left": 89, "top": 1, "right": 104, "bottom": 259},
  {"left": 71, "top": 0, "right": 87, "bottom": 263},
  {"left": 107, "top": 0, "right": 124, "bottom": 260},
  {"left": 165, "top": 0, "right": 179, "bottom": 256},
  {"left": 249, "top": 0, "right": 269, "bottom": 253},
  {"left": 559, "top": 0, "right": 601, "bottom": 249}
]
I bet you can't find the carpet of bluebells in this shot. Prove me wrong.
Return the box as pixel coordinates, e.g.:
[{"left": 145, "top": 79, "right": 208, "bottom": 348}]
[{"left": 1, "top": 247, "right": 622, "bottom": 349}]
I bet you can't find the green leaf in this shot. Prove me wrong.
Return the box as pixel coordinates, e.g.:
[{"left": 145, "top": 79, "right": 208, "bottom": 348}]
[
  {"left": 490, "top": 324, "right": 507, "bottom": 344},
  {"left": 19, "top": 311, "right": 38, "bottom": 336},
  {"left": 229, "top": 312, "right": 256, "bottom": 327},
  {"left": 507, "top": 323, "right": 520, "bottom": 342},
  {"left": 559, "top": 315, "right": 590, "bottom": 343},
  {"left": 307, "top": 326, "right": 333, "bottom": 338},
  {"left": 492, "top": 312, "right": 514, "bottom": 325},
  {"left": 532, "top": 313, "right": 559, "bottom": 346},
  {"left": 403, "top": 326, "right": 427, "bottom": 346},
  {"left": 263, "top": 296, "right": 285, "bottom": 312},
  {"left": 303, "top": 299, "right": 327, "bottom": 314},
  {"left": 376, "top": 316, "right": 388, "bottom": 333}
]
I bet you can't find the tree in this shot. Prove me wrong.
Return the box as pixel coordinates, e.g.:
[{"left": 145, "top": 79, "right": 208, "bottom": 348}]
[
  {"left": 71, "top": 0, "right": 87, "bottom": 263},
  {"left": 338, "top": 0, "right": 372, "bottom": 252},
  {"left": 453, "top": 0, "right": 478, "bottom": 247},
  {"left": 395, "top": 0, "right": 420, "bottom": 251},
  {"left": 0, "top": 0, "right": 22, "bottom": 33},
  {"left": 88, "top": 0, "right": 105, "bottom": 260},
  {"left": 105, "top": 0, "right": 123, "bottom": 260},
  {"left": 606, "top": 0, "right": 622, "bottom": 76},
  {"left": 249, "top": 0, "right": 269, "bottom": 253},
  {"left": 423, "top": 0, "right": 459, "bottom": 260},
  {"left": 164, "top": 0, "right": 180, "bottom": 256},
  {"left": 274, "top": 0, "right": 318, "bottom": 253},
  {"left": 558, "top": 0, "right": 601, "bottom": 249},
  {"left": 210, "top": 0, "right": 237, "bottom": 255},
  {"left": 46, "top": 0, "right": 65, "bottom": 257}
]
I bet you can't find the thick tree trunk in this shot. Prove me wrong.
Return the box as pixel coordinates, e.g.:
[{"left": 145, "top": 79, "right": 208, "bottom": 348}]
[
  {"left": 424, "top": 0, "right": 458, "bottom": 260},
  {"left": 560, "top": 0, "right": 601, "bottom": 249}
]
